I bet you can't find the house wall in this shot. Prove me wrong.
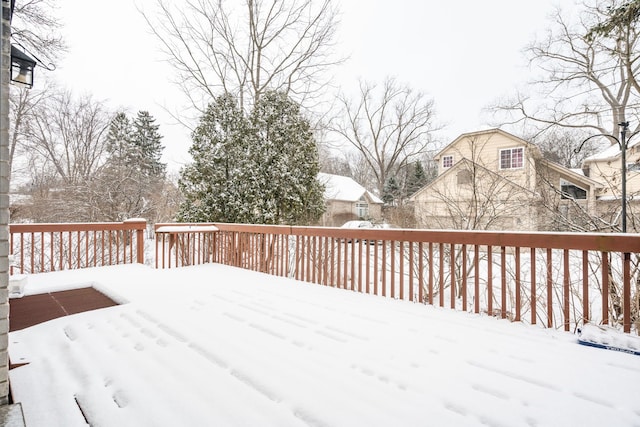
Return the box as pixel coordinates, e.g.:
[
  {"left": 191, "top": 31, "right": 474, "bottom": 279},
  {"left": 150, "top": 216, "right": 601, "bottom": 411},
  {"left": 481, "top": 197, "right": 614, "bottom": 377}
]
[
  {"left": 320, "top": 200, "right": 382, "bottom": 227},
  {"left": 534, "top": 162, "right": 598, "bottom": 231},
  {"left": 585, "top": 153, "right": 640, "bottom": 198},
  {"left": 437, "top": 132, "right": 539, "bottom": 193},
  {"left": 413, "top": 162, "right": 538, "bottom": 230},
  {"left": 414, "top": 131, "right": 543, "bottom": 231}
]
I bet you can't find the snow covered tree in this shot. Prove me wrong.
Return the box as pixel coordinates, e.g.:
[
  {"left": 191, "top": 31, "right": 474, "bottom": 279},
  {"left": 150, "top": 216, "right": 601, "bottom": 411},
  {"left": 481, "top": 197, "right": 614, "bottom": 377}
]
[
  {"left": 132, "top": 111, "right": 166, "bottom": 179},
  {"left": 178, "top": 91, "right": 325, "bottom": 225},
  {"left": 250, "top": 91, "right": 325, "bottom": 225},
  {"left": 93, "top": 111, "right": 167, "bottom": 221},
  {"left": 178, "top": 93, "right": 255, "bottom": 223},
  {"left": 105, "top": 112, "right": 134, "bottom": 164}
]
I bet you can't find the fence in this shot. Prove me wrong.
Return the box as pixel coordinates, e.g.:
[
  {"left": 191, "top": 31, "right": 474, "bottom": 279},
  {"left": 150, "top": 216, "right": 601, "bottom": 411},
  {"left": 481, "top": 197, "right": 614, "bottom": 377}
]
[
  {"left": 156, "top": 223, "right": 640, "bottom": 334},
  {"left": 9, "top": 219, "right": 146, "bottom": 274}
]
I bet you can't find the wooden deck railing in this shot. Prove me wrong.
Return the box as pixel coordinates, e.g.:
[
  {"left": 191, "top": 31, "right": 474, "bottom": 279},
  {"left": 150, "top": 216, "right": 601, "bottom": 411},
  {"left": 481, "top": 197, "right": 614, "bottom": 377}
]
[
  {"left": 9, "top": 220, "right": 640, "bottom": 334},
  {"left": 155, "top": 223, "right": 640, "bottom": 334},
  {"left": 154, "top": 223, "right": 218, "bottom": 269},
  {"left": 9, "top": 219, "right": 146, "bottom": 274}
]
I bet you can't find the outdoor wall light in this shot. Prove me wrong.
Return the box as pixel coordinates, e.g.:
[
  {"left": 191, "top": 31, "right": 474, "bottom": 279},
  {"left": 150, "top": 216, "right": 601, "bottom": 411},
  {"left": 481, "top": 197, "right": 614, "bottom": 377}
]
[{"left": 10, "top": 45, "right": 35, "bottom": 88}]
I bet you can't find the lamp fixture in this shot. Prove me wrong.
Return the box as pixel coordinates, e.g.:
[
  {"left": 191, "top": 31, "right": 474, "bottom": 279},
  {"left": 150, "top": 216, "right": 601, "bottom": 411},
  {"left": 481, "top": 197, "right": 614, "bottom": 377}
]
[{"left": 10, "top": 45, "right": 36, "bottom": 88}]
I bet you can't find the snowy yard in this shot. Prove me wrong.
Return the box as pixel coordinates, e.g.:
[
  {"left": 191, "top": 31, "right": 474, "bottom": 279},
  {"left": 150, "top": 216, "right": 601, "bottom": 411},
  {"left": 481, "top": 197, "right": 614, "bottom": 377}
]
[{"left": 8, "top": 263, "right": 640, "bottom": 426}]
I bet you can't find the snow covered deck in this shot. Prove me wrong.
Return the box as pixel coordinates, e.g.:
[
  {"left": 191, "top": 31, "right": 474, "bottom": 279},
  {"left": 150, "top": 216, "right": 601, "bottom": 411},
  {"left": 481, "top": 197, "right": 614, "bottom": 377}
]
[{"left": 8, "top": 264, "right": 640, "bottom": 426}]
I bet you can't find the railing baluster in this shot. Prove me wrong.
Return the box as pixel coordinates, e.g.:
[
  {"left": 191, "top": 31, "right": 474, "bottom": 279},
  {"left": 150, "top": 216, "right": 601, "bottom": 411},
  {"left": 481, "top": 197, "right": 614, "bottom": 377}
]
[
  {"left": 391, "top": 241, "right": 396, "bottom": 299},
  {"left": 515, "top": 246, "right": 521, "bottom": 322},
  {"left": 418, "top": 242, "right": 424, "bottom": 303},
  {"left": 461, "top": 244, "right": 467, "bottom": 311},
  {"left": 487, "top": 245, "right": 493, "bottom": 316},
  {"left": 30, "top": 232, "right": 35, "bottom": 274},
  {"left": 408, "top": 242, "right": 414, "bottom": 302},
  {"left": 366, "top": 238, "right": 371, "bottom": 294},
  {"left": 450, "top": 243, "right": 455, "bottom": 310},
  {"left": 623, "top": 252, "right": 631, "bottom": 333},
  {"left": 19, "top": 233, "right": 24, "bottom": 274},
  {"left": 40, "top": 231, "right": 45, "bottom": 273},
  {"left": 546, "top": 248, "right": 553, "bottom": 328},
  {"left": 373, "top": 241, "right": 378, "bottom": 295},
  {"left": 501, "top": 246, "right": 506, "bottom": 319},
  {"left": 474, "top": 244, "right": 479, "bottom": 314},
  {"left": 439, "top": 243, "right": 444, "bottom": 307},
  {"left": 531, "top": 247, "right": 536, "bottom": 325},
  {"left": 563, "top": 249, "right": 570, "bottom": 332},
  {"left": 381, "top": 241, "right": 387, "bottom": 297},
  {"left": 357, "top": 239, "right": 363, "bottom": 293},
  {"left": 428, "top": 242, "right": 434, "bottom": 305}
]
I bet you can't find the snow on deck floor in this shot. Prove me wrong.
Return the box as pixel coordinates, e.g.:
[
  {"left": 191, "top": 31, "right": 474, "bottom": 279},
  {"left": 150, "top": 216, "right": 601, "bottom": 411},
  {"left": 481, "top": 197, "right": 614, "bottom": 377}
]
[{"left": 8, "top": 264, "right": 640, "bottom": 427}]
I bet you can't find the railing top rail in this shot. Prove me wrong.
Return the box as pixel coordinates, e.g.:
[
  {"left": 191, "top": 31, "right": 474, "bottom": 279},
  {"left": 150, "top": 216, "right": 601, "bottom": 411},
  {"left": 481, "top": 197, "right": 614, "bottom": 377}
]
[
  {"left": 201, "top": 223, "right": 640, "bottom": 253},
  {"left": 10, "top": 220, "right": 147, "bottom": 233},
  {"left": 154, "top": 222, "right": 217, "bottom": 231}
]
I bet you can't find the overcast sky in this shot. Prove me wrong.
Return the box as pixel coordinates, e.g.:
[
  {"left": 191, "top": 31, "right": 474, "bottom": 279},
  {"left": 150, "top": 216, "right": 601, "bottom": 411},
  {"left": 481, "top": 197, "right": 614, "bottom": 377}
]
[{"left": 52, "top": 0, "right": 565, "bottom": 172}]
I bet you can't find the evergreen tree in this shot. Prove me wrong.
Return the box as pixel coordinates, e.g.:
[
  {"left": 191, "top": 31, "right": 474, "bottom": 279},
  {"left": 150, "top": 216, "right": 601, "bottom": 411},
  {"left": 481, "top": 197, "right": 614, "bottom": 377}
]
[
  {"left": 132, "top": 111, "right": 166, "bottom": 179},
  {"left": 178, "top": 93, "right": 255, "bottom": 223},
  {"left": 383, "top": 176, "right": 400, "bottom": 206},
  {"left": 178, "top": 91, "right": 325, "bottom": 225},
  {"left": 250, "top": 91, "right": 325, "bottom": 225},
  {"left": 105, "top": 112, "right": 134, "bottom": 164},
  {"left": 405, "top": 161, "right": 427, "bottom": 197},
  {"left": 94, "top": 111, "right": 167, "bottom": 221}
]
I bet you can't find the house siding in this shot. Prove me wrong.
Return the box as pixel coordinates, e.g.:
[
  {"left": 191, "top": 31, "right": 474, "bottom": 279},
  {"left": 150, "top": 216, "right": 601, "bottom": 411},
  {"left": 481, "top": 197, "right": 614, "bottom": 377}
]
[
  {"left": 413, "top": 129, "right": 599, "bottom": 232},
  {"left": 320, "top": 199, "right": 382, "bottom": 227},
  {"left": 437, "top": 131, "right": 538, "bottom": 192}
]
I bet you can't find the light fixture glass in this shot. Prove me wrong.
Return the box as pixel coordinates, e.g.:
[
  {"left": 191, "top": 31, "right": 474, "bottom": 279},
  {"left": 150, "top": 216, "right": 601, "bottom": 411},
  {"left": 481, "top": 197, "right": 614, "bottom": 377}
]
[{"left": 10, "top": 45, "right": 36, "bottom": 88}]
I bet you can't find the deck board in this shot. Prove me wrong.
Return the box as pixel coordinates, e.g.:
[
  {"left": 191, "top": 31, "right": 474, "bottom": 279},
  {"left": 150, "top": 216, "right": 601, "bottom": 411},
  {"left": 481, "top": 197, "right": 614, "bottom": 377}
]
[{"left": 9, "top": 288, "right": 118, "bottom": 332}]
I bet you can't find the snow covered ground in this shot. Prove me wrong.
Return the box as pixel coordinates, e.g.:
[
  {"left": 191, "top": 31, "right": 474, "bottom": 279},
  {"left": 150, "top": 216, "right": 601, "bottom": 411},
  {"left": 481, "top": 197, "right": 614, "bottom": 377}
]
[{"left": 8, "top": 264, "right": 640, "bottom": 426}]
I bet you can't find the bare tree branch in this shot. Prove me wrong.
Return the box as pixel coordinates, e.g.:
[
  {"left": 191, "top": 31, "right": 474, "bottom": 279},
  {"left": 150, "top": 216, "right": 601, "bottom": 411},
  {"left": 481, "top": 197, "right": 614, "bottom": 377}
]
[
  {"left": 141, "top": 0, "right": 343, "bottom": 117},
  {"left": 332, "top": 77, "right": 440, "bottom": 195}
]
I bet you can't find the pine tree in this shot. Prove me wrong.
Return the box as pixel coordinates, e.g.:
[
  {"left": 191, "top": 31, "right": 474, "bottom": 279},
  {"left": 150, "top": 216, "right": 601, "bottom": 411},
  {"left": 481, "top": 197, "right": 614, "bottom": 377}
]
[
  {"left": 178, "top": 93, "right": 255, "bottom": 223},
  {"left": 94, "top": 111, "right": 167, "bottom": 221},
  {"left": 250, "top": 91, "right": 325, "bottom": 225},
  {"left": 178, "top": 91, "right": 325, "bottom": 225},
  {"left": 105, "top": 112, "right": 134, "bottom": 164},
  {"left": 132, "top": 111, "right": 166, "bottom": 179},
  {"left": 405, "top": 161, "right": 427, "bottom": 197},
  {"left": 383, "top": 176, "right": 400, "bottom": 206}
]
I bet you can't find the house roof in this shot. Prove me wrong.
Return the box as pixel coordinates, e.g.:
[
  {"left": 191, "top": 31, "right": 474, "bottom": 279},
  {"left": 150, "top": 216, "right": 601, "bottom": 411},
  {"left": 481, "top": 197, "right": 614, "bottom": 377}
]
[
  {"left": 540, "top": 159, "right": 602, "bottom": 189},
  {"left": 318, "top": 172, "right": 383, "bottom": 204},
  {"left": 434, "top": 128, "right": 541, "bottom": 160},
  {"left": 583, "top": 137, "right": 640, "bottom": 162}
]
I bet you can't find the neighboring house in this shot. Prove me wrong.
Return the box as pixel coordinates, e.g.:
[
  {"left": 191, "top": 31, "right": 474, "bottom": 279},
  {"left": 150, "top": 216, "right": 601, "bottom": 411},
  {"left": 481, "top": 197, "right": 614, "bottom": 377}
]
[
  {"left": 581, "top": 139, "right": 640, "bottom": 230},
  {"left": 318, "top": 173, "right": 383, "bottom": 227},
  {"left": 410, "top": 129, "right": 601, "bottom": 231}
]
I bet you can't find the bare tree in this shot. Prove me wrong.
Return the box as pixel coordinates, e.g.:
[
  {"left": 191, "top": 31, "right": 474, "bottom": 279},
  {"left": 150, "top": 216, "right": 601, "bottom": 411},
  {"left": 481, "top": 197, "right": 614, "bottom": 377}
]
[
  {"left": 332, "top": 77, "right": 439, "bottom": 196},
  {"left": 142, "top": 0, "right": 341, "bottom": 116},
  {"left": 493, "top": 1, "right": 640, "bottom": 139},
  {"left": 23, "top": 89, "right": 111, "bottom": 187},
  {"left": 8, "top": 84, "right": 52, "bottom": 179},
  {"left": 533, "top": 128, "right": 601, "bottom": 168},
  {"left": 11, "top": 0, "right": 66, "bottom": 65}
]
